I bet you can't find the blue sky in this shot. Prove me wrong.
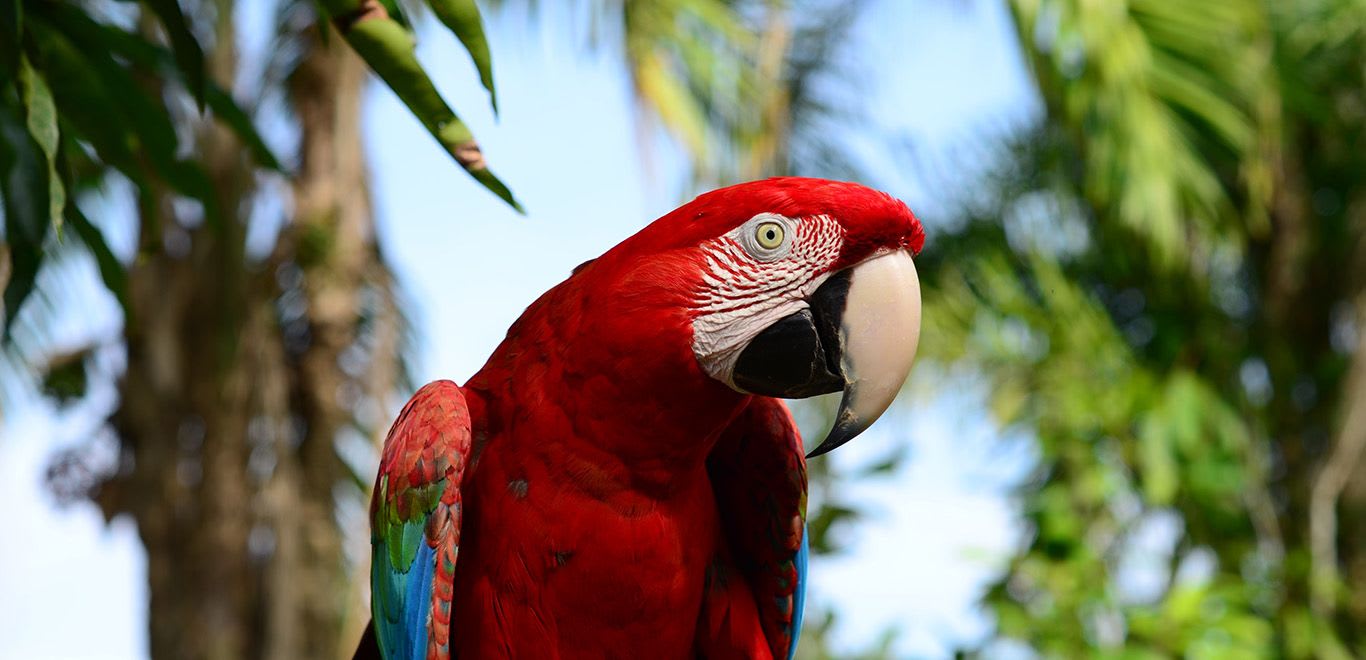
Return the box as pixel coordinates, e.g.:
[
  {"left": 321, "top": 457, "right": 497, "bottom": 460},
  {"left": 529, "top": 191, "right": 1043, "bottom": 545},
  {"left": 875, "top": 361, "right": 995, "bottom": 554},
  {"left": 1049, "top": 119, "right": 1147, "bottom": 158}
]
[{"left": 0, "top": 1, "right": 1041, "bottom": 657}]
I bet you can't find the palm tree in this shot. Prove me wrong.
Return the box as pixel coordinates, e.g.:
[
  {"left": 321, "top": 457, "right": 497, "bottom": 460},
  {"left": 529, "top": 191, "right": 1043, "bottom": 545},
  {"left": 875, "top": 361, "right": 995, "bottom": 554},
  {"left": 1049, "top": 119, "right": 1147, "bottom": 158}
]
[{"left": 921, "top": 0, "right": 1366, "bottom": 655}]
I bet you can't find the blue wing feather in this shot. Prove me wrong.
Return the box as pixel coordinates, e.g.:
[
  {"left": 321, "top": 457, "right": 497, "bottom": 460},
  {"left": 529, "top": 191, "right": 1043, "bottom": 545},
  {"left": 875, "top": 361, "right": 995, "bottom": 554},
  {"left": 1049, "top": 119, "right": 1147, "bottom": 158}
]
[
  {"left": 789, "top": 531, "right": 809, "bottom": 660},
  {"left": 372, "top": 532, "right": 436, "bottom": 659}
]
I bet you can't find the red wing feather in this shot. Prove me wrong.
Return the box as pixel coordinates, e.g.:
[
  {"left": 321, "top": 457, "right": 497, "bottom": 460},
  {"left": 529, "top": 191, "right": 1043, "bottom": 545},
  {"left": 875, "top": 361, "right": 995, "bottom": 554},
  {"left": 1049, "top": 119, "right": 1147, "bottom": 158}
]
[{"left": 706, "top": 396, "right": 808, "bottom": 659}]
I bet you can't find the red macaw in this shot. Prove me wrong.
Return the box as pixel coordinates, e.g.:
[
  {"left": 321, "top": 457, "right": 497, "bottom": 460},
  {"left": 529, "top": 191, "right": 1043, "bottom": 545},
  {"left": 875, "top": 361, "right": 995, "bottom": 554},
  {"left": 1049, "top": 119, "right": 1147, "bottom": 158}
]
[{"left": 354, "top": 177, "right": 924, "bottom": 659}]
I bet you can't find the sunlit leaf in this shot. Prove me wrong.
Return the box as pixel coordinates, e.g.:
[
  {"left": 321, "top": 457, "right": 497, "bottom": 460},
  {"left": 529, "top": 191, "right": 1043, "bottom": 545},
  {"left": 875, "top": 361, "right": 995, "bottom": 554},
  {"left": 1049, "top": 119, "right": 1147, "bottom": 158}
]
[
  {"left": 17, "top": 54, "right": 65, "bottom": 234},
  {"left": 1137, "top": 406, "right": 1178, "bottom": 504},
  {"left": 633, "top": 48, "right": 708, "bottom": 159},
  {"left": 1008, "top": 0, "right": 1273, "bottom": 270},
  {"left": 427, "top": 0, "right": 499, "bottom": 113}
]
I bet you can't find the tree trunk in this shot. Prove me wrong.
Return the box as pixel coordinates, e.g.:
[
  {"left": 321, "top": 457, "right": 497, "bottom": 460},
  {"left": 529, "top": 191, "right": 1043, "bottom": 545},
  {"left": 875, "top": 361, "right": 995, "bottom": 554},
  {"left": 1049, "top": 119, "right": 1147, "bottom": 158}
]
[
  {"left": 92, "top": 6, "right": 397, "bottom": 659},
  {"left": 266, "top": 23, "right": 385, "bottom": 658}
]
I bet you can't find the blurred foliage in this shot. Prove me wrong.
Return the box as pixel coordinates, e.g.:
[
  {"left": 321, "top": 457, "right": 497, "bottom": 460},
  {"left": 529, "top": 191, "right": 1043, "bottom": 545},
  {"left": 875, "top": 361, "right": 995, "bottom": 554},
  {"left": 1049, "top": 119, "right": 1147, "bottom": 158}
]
[
  {"left": 496, "top": 0, "right": 869, "bottom": 186},
  {"left": 0, "top": 0, "right": 265, "bottom": 339},
  {"left": 0, "top": 0, "right": 515, "bottom": 346},
  {"left": 913, "top": 0, "right": 1366, "bottom": 656},
  {"left": 795, "top": 608, "right": 901, "bottom": 660}
]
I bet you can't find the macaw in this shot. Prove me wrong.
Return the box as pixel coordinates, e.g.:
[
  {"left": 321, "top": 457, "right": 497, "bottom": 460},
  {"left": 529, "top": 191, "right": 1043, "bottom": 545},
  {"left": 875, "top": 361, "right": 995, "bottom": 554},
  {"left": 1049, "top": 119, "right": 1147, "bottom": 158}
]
[{"left": 353, "top": 177, "right": 924, "bottom": 659}]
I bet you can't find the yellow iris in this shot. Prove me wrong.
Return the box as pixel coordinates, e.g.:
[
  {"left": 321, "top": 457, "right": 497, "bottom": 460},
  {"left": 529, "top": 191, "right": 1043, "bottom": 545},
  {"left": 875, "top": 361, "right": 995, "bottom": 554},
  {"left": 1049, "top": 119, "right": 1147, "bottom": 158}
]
[{"left": 755, "top": 221, "right": 785, "bottom": 249}]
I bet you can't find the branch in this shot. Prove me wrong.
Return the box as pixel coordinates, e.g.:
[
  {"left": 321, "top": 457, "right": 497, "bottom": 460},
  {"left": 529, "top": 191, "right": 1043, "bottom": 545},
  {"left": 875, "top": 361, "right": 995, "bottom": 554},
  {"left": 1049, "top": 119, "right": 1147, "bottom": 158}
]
[{"left": 1310, "top": 293, "right": 1366, "bottom": 614}]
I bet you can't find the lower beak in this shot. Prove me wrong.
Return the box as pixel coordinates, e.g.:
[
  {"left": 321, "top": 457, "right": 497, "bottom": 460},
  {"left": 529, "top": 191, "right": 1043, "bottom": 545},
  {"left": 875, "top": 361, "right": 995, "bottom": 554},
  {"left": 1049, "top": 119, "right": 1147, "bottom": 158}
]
[{"left": 732, "top": 250, "right": 921, "bottom": 458}]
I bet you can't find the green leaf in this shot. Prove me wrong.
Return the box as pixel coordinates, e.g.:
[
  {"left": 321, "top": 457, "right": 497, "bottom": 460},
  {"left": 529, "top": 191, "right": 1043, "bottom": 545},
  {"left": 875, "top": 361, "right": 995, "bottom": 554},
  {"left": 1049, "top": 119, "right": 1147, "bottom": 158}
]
[
  {"left": 1007, "top": 0, "right": 1272, "bottom": 271},
  {"left": 66, "top": 203, "right": 128, "bottom": 320},
  {"left": 321, "top": 4, "right": 522, "bottom": 211},
  {"left": 634, "top": 48, "right": 709, "bottom": 160},
  {"left": 45, "top": 10, "right": 282, "bottom": 174},
  {"left": 0, "top": 98, "right": 48, "bottom": 337},
  {"left": 0, "top": 93, "right": 47, "bottom": 245},
  {"left": 426, "top": 0, "right": 498, "bottom": 113},
  {"left": 468, "top": 167, "right": 522, "bottom": 213},
  {"left": 377, "top": 0, "right": 411, "bottom": 30},
  {"left": 859, "top": 447, "right": 905, "bottom": 477},
  {"left": 31, "top": 8, "right": 221, "bottom": 227},
  {"left": 141, "top": 0, "right": 206, "bottom": 107},
  {"left": 1137, "top": 412, "right": 1179, "bottom": 505},
  {"left": 17, "top": 55, "right": 65, "bottom": 235},
  {"left": 28, "top": 28, "right": 139, "bottom": 174}
]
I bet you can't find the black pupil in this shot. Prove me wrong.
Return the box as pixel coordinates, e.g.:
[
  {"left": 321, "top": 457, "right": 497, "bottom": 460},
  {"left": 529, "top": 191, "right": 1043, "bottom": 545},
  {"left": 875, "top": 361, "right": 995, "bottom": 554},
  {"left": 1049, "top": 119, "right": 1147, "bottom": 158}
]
[{"left": 765, "top": 229, "right": 777, "bottom": 241}]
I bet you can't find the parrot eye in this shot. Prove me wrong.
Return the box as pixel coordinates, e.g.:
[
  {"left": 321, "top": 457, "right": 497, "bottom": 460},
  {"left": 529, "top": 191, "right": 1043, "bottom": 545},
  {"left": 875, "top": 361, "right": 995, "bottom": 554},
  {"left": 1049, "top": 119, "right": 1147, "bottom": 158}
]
[
  {"left": 736, "top": 213, "right": 794, "bottom": 260},
  {"left": 755, "top": 222, "right": 785, "bottom": 249}
]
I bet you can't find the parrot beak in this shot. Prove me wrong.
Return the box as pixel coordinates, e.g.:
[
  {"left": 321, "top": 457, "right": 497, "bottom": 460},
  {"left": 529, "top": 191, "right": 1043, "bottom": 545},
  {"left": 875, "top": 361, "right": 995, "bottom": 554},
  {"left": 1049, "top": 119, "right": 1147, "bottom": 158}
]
[
  {"left": 805, "top": 251, "right": 921, "bottom": 457},
  {"left": 732, "top": 250, "right": 921, "bottom": 458}
]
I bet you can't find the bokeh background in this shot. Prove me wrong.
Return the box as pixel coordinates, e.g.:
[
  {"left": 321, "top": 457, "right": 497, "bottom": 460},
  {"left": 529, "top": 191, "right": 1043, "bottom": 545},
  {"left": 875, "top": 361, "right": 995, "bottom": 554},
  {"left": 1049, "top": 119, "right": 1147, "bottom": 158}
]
[{"left": 2, "top": 0, "right": 1365, "bottom": 658}]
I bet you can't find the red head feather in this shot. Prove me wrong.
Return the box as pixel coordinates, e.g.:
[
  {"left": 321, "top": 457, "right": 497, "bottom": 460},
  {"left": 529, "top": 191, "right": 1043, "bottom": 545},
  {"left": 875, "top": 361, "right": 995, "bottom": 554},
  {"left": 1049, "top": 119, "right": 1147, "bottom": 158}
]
[{"left": 602, "top": 177, "right": 924, "bottom": 268}]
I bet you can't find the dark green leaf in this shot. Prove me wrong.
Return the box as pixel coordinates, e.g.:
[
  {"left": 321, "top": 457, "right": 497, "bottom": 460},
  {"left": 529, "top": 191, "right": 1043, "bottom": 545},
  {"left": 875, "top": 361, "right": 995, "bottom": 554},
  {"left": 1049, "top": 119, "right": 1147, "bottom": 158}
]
[
  {"left": 66, "top": 203, "right": 128, "bottom": 320},
  {"left": 0, "top": 99, "right": 49, "bottom": 337},
  {"left": 28, "top": 27, "right": 140, "bottom": 174},
  {"left": 0, "top": 0, "right": 19, "bottom": 77},
  {"left": 32, "top": 9, "right": 221, "bottom": 227},
  {"left": 1, "top": 241, "right": 41, "bottom": 340},
  {"left": 377, "top": 0, "right": 411, "bottom": 29},
  {"left": 73, "top": 10, "right": 164, "bottom": 67},
  {"left": 48, "top": 10, "right": 281, "bottom": 175},
  {"left": 426, "top": 0, "right": 498, "bottom": 113},
  {"left": 142, "top": 0, "right": 206, "bottom": 107},
  {"left": 469, "top": 167, "right": 522, "bottom": 213},
  {"left": 40, "top": 349, "right": 89, "bottom": 402}
]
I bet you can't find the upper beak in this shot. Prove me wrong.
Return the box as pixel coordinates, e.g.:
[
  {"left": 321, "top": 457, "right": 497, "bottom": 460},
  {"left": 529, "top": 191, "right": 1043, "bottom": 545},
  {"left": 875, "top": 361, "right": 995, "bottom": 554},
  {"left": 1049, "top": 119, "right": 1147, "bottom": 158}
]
[{"left": 732, "top": 250, "right": 921, "bottom": 458}]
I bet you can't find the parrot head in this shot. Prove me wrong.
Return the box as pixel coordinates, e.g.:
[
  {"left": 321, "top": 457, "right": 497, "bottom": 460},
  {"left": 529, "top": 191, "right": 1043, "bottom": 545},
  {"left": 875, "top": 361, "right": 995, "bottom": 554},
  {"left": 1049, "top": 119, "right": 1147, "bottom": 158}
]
[{"left": 577, "top": 177, "right": 923, "bottom": 458}]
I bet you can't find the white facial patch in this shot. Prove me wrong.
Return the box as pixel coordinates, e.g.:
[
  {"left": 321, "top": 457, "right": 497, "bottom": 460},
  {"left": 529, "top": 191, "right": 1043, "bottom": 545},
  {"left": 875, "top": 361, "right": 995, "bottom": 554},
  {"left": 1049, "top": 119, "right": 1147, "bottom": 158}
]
[{"left": 690, "top": 213, "right": 845, "bottom": 387}]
